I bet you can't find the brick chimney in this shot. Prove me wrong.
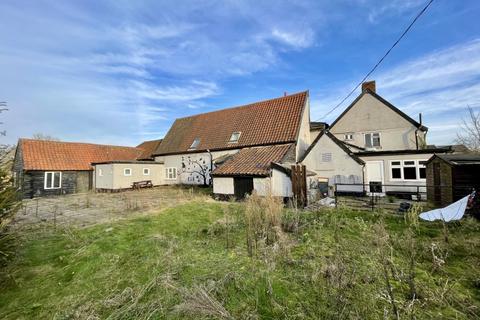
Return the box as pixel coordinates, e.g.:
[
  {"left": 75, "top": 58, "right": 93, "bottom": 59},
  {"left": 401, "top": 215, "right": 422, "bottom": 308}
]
[{"left": 362, "top": 80, "right": 376, "bottom": 93}]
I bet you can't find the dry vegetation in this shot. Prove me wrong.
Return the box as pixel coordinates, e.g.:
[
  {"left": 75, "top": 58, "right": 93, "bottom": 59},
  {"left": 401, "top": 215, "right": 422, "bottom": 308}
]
[{"left": 0, "top": 189, "right": 479, "bottom": 319}]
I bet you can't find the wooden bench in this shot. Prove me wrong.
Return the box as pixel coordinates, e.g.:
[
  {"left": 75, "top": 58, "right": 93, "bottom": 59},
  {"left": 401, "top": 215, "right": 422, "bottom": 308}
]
[{"left": 132, "top": 180, "right": 153, "bottom": 190}]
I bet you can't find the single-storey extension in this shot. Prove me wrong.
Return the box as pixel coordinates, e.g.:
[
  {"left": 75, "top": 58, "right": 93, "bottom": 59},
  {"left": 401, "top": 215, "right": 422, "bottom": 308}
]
[{"left": 93, "top": 160, "right": 164, "bottom": 191}]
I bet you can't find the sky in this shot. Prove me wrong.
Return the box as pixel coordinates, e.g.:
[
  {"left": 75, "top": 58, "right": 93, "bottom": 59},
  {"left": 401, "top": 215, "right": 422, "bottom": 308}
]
[{"left": 1, "top": 0, "right": 479, "bottom": 147}]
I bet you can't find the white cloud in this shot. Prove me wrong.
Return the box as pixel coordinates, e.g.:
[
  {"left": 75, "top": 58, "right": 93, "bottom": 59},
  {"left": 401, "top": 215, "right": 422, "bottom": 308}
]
[{"left": 271, "top": 28, "right": 315, "bottom": 48}]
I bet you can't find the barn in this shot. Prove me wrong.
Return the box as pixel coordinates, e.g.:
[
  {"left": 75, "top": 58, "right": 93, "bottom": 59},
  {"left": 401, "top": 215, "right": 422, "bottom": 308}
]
[
  {"left": 13, "top": 139, "right": 144, "bottom": 198},
  {"left": 426, "top": 154, "right": 480, "bottom": 207}
]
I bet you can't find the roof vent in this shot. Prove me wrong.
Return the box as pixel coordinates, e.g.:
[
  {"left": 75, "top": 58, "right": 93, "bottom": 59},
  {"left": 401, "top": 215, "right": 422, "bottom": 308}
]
[{"left": 362, "top": 81, "right": 376, "bottom": 93}]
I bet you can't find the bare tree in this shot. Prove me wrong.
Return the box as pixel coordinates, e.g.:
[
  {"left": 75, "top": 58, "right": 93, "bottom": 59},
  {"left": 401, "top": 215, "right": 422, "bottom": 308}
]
[
  {"left": 32, "top": 133, "right": 60, "bottom": 141},
  {"left": 456, "top": 106, "right": 480, "bottom": 152},
  {"left": 181, "top": 156, "right": 211, "bottom": 186}
]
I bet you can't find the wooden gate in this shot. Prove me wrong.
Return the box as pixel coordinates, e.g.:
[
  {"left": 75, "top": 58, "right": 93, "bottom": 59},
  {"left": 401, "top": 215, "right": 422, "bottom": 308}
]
[{"left": 291, "top": 164, "right": 307, "bottom": 207}]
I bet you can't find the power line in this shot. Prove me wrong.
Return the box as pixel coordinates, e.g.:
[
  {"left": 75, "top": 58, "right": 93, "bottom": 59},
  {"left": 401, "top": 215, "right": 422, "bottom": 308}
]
[{"left": 317, "top": 0, "right": 435, "bottom": 121}]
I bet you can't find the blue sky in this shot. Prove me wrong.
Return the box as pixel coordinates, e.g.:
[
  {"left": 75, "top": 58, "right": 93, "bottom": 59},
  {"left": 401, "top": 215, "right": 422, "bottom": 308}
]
[{"left": 1, "top": 0, "right": 479, "bottom": 146}]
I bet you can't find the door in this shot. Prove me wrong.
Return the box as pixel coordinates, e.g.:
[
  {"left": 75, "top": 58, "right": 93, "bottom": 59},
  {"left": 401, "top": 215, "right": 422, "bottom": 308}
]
[
  {"left": 365, "top": 161, "right": 385, "bottom": 195},
  {"left": 234, "top": 177, "right": 254, "bottom": 199}
]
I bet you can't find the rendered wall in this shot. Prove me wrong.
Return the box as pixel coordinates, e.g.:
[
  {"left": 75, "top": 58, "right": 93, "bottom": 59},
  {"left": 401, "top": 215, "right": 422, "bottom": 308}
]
[{"left": 330, "top": 93, "right": 423, "bottom": 151}]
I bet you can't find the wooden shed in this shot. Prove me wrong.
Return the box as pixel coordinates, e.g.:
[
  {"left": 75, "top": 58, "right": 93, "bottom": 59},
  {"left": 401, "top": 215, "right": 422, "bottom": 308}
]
[{"left": 426, "top": 154, "right": 480, "bottom": 207}]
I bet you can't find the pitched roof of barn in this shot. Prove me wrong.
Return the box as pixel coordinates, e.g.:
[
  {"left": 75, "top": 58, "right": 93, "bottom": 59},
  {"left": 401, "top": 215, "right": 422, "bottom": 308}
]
[
  {"left": 136, "top": 139, "right": 163, "bottom": 160},
  {"left": 211, "top": 144, "right": 294, "bottom": 177},
  {"left": 154, "top": 91, "right": 308, "bottom": 156},
  {"left": 18, "top": 139, "right": 144, "bottom": 171}
]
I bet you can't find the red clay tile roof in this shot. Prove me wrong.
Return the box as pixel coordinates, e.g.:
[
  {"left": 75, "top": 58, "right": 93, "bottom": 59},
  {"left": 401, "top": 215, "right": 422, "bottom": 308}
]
[
  {"left": 211, "top": 144, "right": 293, "bottom": 177},
  {"left": 19, "top": 139, "right": 144, "bottom": 171},
  {"left": 154, "top": 91, "right": 308, "bottom": 156},
  {"left": 136, "top": 139, "right": 163, "bottom": 160}
]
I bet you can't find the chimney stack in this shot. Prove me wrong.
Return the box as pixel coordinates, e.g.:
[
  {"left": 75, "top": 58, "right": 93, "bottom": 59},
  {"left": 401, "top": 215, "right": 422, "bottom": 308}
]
[
  {"left": 362, "top": 80, "right": 376, "bottom": 93},
  {"left": 284, "top": 91, "right": 287, "bottom": 97}
]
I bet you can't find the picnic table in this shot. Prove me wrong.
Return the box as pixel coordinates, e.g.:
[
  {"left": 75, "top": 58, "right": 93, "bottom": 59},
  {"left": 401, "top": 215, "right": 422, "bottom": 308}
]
[{"left": 132, "top": 180, "right": 153, "bottom": 190}]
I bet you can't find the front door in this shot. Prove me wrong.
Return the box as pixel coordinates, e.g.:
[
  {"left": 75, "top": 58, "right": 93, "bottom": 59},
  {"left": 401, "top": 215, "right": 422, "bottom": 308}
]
[
  {"left": 234, "top": 177, "right": 254, "bottom": 199},
  {"left": 365, "top": 161, "right": 385, "bottom": 195}
]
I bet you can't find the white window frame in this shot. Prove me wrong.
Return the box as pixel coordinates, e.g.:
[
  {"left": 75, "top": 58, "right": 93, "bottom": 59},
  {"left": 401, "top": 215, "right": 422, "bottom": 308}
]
[
  {"left": 124, "top": 168, "right": 132, "bottom": 176},
  {"left": 44, "top": 171, "right": 62, "bottom": 189},
  {"left": 365, "top": 132, "right": 381, "bottom": 148},
  {"left": 389, "top": 160, "right": 427, "bottom": 181},
  {"left": 344, "top": 133, "right": 353, "bottom": 141},
  {"left": 390, "top": 161, "right": 403, "bottom": 180},
  {"left": 418, "top": 160, "right": 427, "bottom": 180},
  {"left": 165, "top": 167, "right": 177, "bottom": 180},
  {"left": 229, "top": 131, "right": 241, "bottom": 143},
  {"left": 143, "top": 168, "right": 150, "bottom": 176}
]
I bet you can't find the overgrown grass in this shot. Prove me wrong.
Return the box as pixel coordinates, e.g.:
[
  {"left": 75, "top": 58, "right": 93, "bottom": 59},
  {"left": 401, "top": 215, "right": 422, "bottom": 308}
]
[{"left": 0, "top": 200, "right": 479, "bottom": 319}]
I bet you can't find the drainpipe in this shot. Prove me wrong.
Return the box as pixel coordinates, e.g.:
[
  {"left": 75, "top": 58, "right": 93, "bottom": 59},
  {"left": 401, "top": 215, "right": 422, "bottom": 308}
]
[
  {"left": 415, "top": 113, "right": 423, "bottom": 150},
  {"left": 206, "top": 149, "right": 213, "bottom": 186}
]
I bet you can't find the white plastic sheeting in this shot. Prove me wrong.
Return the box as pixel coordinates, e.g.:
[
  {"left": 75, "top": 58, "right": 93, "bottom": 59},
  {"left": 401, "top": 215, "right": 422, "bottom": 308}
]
[{"left": 419, "top": 196, "right": 469, "bottom": 222}]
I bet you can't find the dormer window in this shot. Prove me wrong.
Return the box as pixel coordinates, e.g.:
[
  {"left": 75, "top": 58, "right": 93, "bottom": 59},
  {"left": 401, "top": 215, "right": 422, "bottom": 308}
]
[
  {"left": 189, "top": 138, "right": 200, "bottom": 150},
  {"left": 229, "top": 132, "right": 241, "bottom": 143}
]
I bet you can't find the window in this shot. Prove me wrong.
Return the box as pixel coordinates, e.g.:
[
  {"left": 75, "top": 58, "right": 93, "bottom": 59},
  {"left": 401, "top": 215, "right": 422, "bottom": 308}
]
[
  {"left": 98, "top": 168, "right": 103, "bottom": 177},
  {"left": 403, "top": 161, "right": 417, "bottom": 180},
  {"left": 389, "top": 160, "right": 427, "bottom": 181},
  {"left": 143, "top": 168, "right": 150, "bottom": 176},
  {"left": 44, "top": 172, "right": 61, "bottom": 189},
  {"left": 391, "top": 161, "right": 402, "bottom": 179},
  {"left": 166, "top": 167, "right": 177, "bottom": 180},
  {"left": 229, "top": 132, "right": 241, "bottom": 143},
  {"left": 365, "top": 132, "right": 381, "bottom": 148},
  {"left": 418, "top": 161, "right": 427, "bottom": 179},
  {"left": 344, "top": 133, "right": 353, "bottom": 141},
  {"left": 124, "top": 168, "right": 132, "bottom": 176},
  {"left": 189, "top": 138, "right": 200, "bottom": 150},
  {"left": 321, "top": 153, "right": 332, "bottom": 162}
]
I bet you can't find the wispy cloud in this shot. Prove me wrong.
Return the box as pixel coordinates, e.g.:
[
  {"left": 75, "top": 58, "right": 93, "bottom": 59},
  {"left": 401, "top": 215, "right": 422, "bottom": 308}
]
[{"left": 311, "top": 39, "right": 480, "bottom": 145}]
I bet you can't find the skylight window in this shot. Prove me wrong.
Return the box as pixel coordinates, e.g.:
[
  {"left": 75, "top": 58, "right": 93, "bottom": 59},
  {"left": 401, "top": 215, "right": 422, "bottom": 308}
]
[
  {"left": 229, "top": 132, "right": 241, "bottom": 143},
  {"left": 189, "top": 138, "right": 200, "bottom": 150}
]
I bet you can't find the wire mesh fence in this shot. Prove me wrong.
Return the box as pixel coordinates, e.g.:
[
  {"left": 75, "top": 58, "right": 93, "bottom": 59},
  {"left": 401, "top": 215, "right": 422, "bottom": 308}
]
[
  {"left": 332, "top": 183, "right": 477, "bottom": 213},
  {"left": 13, "top": 186, "right": 209, "bottom": 229}
]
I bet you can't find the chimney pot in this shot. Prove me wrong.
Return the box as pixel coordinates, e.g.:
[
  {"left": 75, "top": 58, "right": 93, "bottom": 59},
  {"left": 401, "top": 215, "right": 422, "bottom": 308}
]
[{"left": 362, "top": 80, "right": 376, "bottom": 93}]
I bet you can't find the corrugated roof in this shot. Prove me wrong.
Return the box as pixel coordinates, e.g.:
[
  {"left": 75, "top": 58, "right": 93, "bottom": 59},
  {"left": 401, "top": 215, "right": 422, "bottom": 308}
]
[
  {"left": 154, "top": 91, "right": 308, "bottom": 155},
  {"left": 211, "top": 144, "right": 293, "bottom": 177},
  {"left": 136, "top": 139, "right": 163, "bottom": 160},
  {"left": 19, "top": 139, "right": 143, "bottom": 171}
]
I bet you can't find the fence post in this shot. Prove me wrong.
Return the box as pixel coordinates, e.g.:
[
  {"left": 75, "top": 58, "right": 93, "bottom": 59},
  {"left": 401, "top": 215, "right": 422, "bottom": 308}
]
[
  {"left": 371, "top": 192, "right": 375, "bottom": 211},
  {"left": 416, "top": 186, "right": 420, "bottom": 202},
  {"left": 35, "top": 198, "right": 39, "bottom": 217}
]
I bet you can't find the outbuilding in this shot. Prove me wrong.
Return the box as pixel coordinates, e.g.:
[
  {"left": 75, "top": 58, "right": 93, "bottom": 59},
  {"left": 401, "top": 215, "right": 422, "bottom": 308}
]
[
  {"left": 93, "top": 160, "right": 164, "bottom": 191},
  {"left": 426, "top": 154, "right": 480, "bottom": 207},
  {"left": 13, "top": 139, "right": 146, "bottom": 198},
  {"left": 211, "top": 144, "right": 295, "bottom": 199}
]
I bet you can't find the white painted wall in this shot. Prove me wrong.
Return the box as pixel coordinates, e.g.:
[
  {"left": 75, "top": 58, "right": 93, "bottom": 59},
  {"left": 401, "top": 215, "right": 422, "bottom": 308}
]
[
  {"left": 295, "top": 98, "right": 312, "bottom": 160},
  {"left": 157, "top": 149, "right": 240, "bottom": 185},
  {"left": 330, "top": 93, "right": 425, "bottom": 151},
  {"left": 213, "top": 177, "right": 234, "bottom": 194},
  {"left": 94, "top": 163, "right": 164, "bottom": 190},
  {"left": 94, "top": 164, "right": 114, "bottom": 189},
  {"left": 253, "top": 177, "right": 270, "bottom": 196},
  {"left": 271, "top": 169, "right": 292, "bottom": 197},
  {"left": 301, "top": 133, "right": 364, "bottom": 187}
]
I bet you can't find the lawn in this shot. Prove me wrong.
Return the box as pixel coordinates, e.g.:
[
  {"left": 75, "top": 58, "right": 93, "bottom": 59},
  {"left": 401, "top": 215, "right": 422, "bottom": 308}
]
[{"left": 0, "top": 198, "right": 479, "bottom": 319}]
